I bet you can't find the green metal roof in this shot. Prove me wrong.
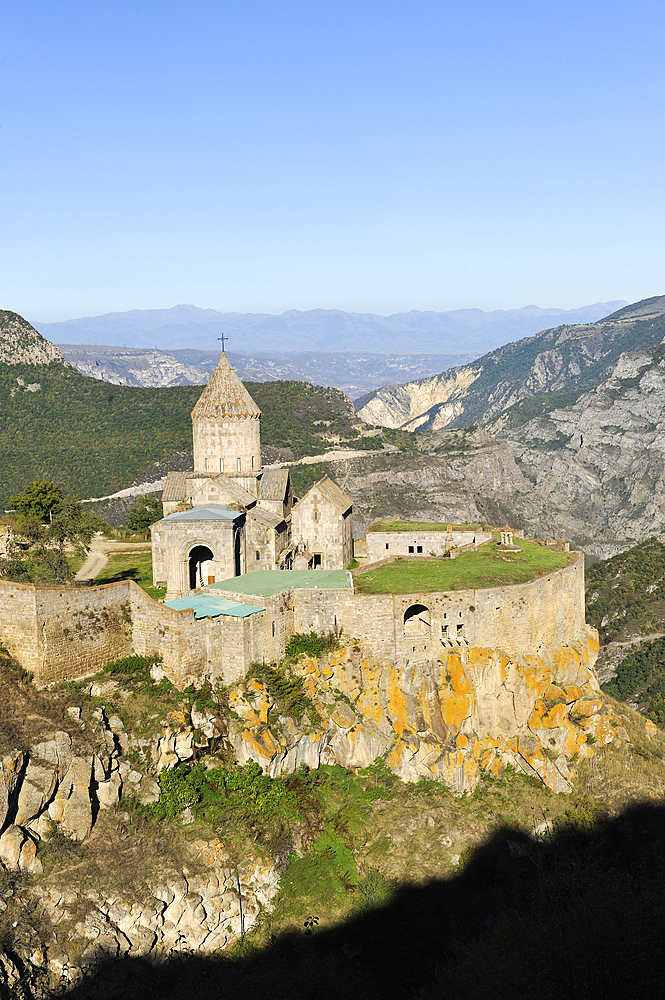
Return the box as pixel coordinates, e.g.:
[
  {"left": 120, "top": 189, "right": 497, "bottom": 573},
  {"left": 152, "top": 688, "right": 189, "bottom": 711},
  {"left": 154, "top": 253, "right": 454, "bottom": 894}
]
[
  {"left": 164, "top": 595, "right": 264, "bottom": 619},
  {"left": 206, "top": 568, "right": 353, "bottom": 598}
]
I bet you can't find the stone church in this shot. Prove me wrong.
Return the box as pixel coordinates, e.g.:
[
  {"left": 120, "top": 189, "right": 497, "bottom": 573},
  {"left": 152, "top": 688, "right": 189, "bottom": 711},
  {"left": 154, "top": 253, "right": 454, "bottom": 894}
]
[{"left": 151, "top": 351, "right": 353, "bottom": 598}]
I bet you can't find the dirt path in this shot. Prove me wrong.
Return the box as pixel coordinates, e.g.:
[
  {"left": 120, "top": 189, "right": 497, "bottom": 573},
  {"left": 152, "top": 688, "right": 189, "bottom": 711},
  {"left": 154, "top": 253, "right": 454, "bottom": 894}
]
[{"left": 75, "top": 538, "right": 152, "bottom": 582}]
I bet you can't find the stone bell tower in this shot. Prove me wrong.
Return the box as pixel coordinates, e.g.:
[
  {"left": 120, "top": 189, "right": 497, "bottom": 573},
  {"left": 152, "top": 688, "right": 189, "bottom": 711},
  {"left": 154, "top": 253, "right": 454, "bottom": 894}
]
[{"left": 191, "top": 350, "right": 262, "bottom": 496}]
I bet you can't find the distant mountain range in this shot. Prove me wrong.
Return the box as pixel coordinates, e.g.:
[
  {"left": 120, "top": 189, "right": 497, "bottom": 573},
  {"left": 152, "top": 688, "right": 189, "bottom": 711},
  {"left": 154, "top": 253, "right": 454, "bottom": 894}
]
[{"left": 33, "top": 301, "right": 627, "bottom": 354}]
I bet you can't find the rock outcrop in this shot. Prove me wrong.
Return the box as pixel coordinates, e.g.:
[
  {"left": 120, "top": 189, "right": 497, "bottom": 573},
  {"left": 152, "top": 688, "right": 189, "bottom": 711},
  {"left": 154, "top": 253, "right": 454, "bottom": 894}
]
[
  {"left": 0, "top": 311, "right": 66, "bottom": 366},
  {"left": 154, "top": 634, "right": 620, "bottom": 797}
]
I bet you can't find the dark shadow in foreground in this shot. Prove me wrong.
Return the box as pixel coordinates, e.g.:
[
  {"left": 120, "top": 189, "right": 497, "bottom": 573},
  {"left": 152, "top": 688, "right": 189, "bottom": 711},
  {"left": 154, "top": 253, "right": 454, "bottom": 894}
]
[{"left": 15, "top": 802, "right": 665, "bottom": 1000}]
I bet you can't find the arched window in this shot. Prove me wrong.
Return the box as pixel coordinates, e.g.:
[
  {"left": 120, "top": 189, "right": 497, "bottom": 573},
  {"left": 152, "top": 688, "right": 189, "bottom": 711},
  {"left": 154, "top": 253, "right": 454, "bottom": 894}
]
[
  {"left": 219, "top": 458, "right": 224, "bottom": 472},
  {"left": 237, "top": 457, "right": 241, "bottom": 472},
  {"left": 255, "top": 549, "right": 261, "bottom": 560},
  {"left": 403, "top": 603, "right": 431, "bottom": 636}
]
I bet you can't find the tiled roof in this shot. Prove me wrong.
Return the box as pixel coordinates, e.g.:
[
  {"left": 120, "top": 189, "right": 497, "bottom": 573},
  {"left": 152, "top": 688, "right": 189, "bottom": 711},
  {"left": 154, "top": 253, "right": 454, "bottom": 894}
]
[
  {"left": 258, "top": 468, "right": 290, "bottom": 501},
  {"left": 198, "top": 473, "right": 256, "bottom": 506},
  {"left": 191, "top": 353, "right": 261, "bottom": 420},
  {"left": 294, "top": 475, "right": 352, "bottom": 514},
  {"left": 248, "top": 507, "right": 284, "bottom": 529},
  {"left": 162, "top": 472, "right": 188, "bottom": 502}
]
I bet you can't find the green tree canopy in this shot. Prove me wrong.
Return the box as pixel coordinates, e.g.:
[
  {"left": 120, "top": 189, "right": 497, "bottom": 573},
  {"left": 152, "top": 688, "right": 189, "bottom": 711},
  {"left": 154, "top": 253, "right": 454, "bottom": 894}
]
[
  {"left": 127, "top": 494, "right": 163, "bottom": 534},
  {"left": 9, "top": 479, "right": 63, "bottom": 521},
  {"left": 1, "top": 488, "right": 98, "bottom": 584}
]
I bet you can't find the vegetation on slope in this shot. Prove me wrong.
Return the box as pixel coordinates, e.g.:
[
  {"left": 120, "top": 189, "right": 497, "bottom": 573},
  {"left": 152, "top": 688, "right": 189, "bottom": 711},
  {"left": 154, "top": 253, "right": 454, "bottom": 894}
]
[
  {"left": 354, "top": 537, "right": 572, "bottom": 594},
  {"left": 585, "top": 535, "right": 665, "bottom": 644},
  {"left": 603, "top": 636, "right": 665, "bottom": 726},
  {"left": 0, "top": 364, "right": 379, "bottom": 508}
]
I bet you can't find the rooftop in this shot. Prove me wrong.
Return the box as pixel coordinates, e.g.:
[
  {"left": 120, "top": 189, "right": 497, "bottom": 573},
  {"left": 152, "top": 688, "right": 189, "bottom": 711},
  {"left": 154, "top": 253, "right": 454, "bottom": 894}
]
[
  {"left": 206, "top": 568, "right": 353, "bottom": 598},
  {"left": 164, "top": 594, "right": 264, "bottom": 619},
  {"left": 354, "top": 537, "right": 574, "bottom": 593},
  {"left": 191, "top": 352, "right": 261, "bottom": 420}
]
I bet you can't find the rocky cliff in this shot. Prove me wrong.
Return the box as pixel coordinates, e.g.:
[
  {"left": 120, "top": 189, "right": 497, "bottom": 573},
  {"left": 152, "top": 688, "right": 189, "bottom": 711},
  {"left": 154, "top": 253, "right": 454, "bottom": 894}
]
[
  {"left": 0, "top": 312, "right": 66, "bottom": 366},
  {"left": 357, "top": 296, "right": 665, "bottom": 431},
  {"left": 0, "top": 635, "right": 637, "bottom": 995}
]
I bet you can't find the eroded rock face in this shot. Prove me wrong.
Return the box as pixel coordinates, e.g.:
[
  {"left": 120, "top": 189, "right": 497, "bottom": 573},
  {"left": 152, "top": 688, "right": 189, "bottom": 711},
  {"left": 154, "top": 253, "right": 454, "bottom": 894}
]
[
  {"left": 24, "top": 853, "right": 278, "bottom": 975},
  {"left": 0, "top": 723, "right": 121, "bottom": 870},
  {"left": 219, "top": 632, "right": 619, "bottom": 795}
]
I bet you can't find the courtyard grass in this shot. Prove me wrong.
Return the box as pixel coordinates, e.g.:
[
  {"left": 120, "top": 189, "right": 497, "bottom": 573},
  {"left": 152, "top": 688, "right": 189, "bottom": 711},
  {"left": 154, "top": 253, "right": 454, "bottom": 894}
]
[
  {"left": 354, "top": 537, "right": 573, "bottom": 594},
  {"left": 94, "top": 549, "right": 166, "bottom": 601}
]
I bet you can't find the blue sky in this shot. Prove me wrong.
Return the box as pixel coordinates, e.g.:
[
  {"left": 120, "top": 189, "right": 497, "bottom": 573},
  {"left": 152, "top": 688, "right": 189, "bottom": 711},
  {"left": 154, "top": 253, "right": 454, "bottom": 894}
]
[{"left": 1, "top": 0, "right": 663, "bottom": 321}]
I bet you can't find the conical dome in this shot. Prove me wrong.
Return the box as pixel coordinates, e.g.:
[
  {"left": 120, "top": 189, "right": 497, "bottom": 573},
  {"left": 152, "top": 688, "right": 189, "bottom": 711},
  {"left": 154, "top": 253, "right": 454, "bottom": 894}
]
[{"left": 191, "top": 353, "right": 261, "bottom": 420}]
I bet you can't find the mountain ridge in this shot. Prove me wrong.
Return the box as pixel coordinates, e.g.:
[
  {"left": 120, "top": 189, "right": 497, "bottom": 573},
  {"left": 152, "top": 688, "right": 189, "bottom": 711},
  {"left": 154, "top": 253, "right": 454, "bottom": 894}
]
[
  {"left": 32, "top": 300, "right": 626, "bottom": 353},
  {"left": 357, "top": 296, "right": 665, "bottom": 430}
]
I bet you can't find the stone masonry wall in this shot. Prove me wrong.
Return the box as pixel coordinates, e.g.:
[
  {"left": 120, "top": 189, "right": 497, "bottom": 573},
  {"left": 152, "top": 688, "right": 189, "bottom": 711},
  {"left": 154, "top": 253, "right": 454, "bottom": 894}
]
[{"left": 366, "top": 528, "right": 492, "bottom": 562}]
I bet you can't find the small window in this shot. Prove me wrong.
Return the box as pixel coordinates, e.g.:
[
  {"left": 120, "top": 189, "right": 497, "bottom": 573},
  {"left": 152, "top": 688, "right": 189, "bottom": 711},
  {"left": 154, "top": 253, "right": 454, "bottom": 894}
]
[
  {"left": 255, "top": 550, "right": 260, "bottom": 561},
  {"left": 442, "top": 625, "right": 448, "bottom": 637},
  {"left": 272, "top": 621, "right": 276, "bottom": 637},
  {"left": 443, "top": 612, "right": 447, "bottom": 619},
  {"left": 237, "top": 457, "right": 241, "bottom": 472},
  {"left": 251, "top": 456, "right": 254, "bottom": 469},
  {"left": 417, "top": 545, "right": 423, "bottom": 554},
  {"left": 459, "top": 611, "right": 462, "bottom": 617},
  {"left": 313, "top": 510, "right": 319, "bottom": 522},
  {"left": 334, "top": 614, "right": 337, "bottom": 626},
  {"left": 408, "top": 545, "right": 414, "bottom": 554},
  {"left": 205, "top": 458, "right": 211, "bottom": 471},
  {"left": 385, "top": 543, "right": 389, "bottom": 550},
  {"left": 219, "top": 458, "right": 224, "bottom": 472},
  {"left": 457, "top": 624, "right": 464, "bottom": 635}
]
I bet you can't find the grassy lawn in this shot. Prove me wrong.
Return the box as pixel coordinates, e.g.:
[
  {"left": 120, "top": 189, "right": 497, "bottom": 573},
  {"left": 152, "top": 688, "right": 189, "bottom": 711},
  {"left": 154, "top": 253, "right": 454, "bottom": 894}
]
[
  {"left": 95, "top": 550, "right": 166, "bottom": 601},
  {"left": 368, "top": 520, "right": 480, "bottom": 532},
  {"left": 354, "top": 537, "right": 573, "bottom": 594}
]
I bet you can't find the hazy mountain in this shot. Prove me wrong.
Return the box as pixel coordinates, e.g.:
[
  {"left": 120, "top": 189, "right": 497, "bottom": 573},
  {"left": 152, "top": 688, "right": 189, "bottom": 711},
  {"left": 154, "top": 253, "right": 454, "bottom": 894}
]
[
  {"left": 34, "top": 301, "right": 626, "bottom": 354},
  {"left": 357, "top": 297, "right": 665, "bottom": 430},
  {"left": 57, "top": 345, "right": 479, "bottom": 399}
]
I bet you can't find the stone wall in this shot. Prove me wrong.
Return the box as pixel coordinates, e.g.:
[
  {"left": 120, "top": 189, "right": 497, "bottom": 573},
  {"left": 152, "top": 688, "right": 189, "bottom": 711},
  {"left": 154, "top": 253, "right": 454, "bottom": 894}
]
[
  {"left": 0, "top": 555, "right": 587, "bottom": 692},
  {"left": 366, "top": 528, "right": 492, "bottom": 562},
  {"left": 291, "top": 491, "right": 353, "bottom": 570}
]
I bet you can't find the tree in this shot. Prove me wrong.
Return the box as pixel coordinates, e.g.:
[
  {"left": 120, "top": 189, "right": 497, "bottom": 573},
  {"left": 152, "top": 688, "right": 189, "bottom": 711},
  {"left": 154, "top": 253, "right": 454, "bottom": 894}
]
[
  {"left": 0, "top": 488, "right": 98, "bottom": 584},
  {"left": 10, "top": 480, "right": 62, "bottom": 521},
  {"left": 127, "top": 494, "right": 163, "bottom": 534}
]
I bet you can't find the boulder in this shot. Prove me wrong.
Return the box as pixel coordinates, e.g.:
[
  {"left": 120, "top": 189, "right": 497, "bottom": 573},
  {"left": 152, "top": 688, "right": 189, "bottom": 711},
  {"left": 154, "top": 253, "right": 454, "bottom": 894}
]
[
  {"left": 0, "top": 824, "right": 42, "bottom": 874},
  {"left": 0, "top": 751, "right": 25, "bottom": 832},
  {"left": 15, "top": 762, "right": 57, "bottom": 826},
  {"left": 48, "top": 756, "right": 94, "bottom": 841}
]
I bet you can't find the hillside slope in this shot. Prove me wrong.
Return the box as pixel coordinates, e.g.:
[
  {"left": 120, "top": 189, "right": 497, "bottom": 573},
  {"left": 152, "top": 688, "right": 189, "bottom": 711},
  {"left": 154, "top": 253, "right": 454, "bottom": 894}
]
[
  {"left": 0, "top": 353, "right": 367, "bottom": 506},
  {"left": 0, "top": 310, "right": 66, "bottom": 365},
  {"left": 498, "top": 342, "right": 665, "bottom": 553},
  {"left": 357, "top": 296, "right": 665, "bottom": 430}
]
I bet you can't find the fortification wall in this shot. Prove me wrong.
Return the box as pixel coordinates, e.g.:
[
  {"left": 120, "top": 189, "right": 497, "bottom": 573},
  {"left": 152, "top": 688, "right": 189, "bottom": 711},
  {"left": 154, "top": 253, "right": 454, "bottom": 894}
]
[
  {"left": 289, "top": 554, "right": 585, "bottom": 666},
  {"left": 0, "top": 554, "right": 587, "bottom": 690}
]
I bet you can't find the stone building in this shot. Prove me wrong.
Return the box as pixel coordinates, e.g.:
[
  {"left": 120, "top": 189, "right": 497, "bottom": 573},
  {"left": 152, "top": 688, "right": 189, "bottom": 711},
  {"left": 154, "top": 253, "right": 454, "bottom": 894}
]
[
  {"left": 291, "top": 475, "right": 353, "bottom": 571},
  {"left": 152, "top": 352, "right": 353, "bottom": 597}
]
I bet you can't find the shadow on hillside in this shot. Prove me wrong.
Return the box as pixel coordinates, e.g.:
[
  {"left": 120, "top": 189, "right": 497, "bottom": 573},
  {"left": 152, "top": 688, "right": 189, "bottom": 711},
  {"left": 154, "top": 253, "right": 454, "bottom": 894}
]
[{"left": 51, "top": 802, "right": 665, "bottom": 1000}]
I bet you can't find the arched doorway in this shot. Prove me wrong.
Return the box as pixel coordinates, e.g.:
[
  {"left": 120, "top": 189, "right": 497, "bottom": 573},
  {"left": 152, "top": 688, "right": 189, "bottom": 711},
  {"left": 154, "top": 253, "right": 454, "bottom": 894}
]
[
  {"left": 403, "top": 603, "right": 431, "bottom": 636},
  {"left": 189, "top": 545, "right": 214, "bottom": 590}
]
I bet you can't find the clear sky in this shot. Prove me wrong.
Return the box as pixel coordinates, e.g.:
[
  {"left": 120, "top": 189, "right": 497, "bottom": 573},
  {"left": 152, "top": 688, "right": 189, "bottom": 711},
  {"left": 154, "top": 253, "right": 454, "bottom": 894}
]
[{"left": 1, "top": 0, "right": 663, "bottom": 321}]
